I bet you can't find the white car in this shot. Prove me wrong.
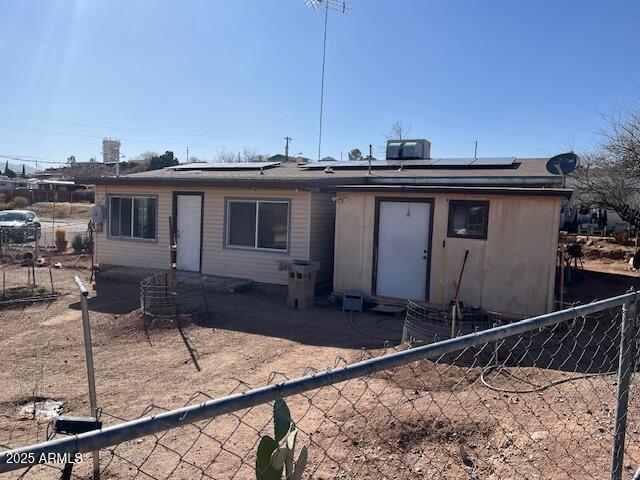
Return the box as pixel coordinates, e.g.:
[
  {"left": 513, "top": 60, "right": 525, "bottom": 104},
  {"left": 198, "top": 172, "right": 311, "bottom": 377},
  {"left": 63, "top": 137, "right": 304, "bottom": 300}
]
[{"left": 0, "top": 209, "right": 42, "bottom": 242}]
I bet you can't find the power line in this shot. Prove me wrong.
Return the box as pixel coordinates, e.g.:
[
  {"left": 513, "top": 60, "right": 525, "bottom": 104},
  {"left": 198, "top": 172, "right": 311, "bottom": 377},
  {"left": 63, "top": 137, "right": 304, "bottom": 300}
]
[
  {"left": 0, "top": 113, "right": 290, "bottom": 142},
  {"left": 0, "top": 154, "right": 66, "bottom": 165}
]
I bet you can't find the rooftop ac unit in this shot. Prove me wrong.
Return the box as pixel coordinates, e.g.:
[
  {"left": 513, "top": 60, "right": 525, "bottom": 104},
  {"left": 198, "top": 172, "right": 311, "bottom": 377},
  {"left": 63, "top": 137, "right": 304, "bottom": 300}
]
[{"left": 386, "top": 139, "right": 431, "bottom": 160}]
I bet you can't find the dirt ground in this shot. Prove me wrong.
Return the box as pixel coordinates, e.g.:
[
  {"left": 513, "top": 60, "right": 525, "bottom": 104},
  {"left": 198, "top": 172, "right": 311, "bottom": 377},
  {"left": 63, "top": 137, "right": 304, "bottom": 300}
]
[
  {"left": 1, "top": 246, "right": 640, "bottom": 479},
  {"left": 29, "top": 202, "right": 93, "bottom": 222}
]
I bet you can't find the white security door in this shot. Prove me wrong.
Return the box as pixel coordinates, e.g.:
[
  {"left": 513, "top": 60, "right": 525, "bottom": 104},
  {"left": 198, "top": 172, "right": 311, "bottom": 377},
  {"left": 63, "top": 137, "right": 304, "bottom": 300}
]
[
  {"left": 176, "top": 194, "right": 202, "bottom": 272},
  {"left": 376, "top": 200, "right": 431, "bottom": 300}
]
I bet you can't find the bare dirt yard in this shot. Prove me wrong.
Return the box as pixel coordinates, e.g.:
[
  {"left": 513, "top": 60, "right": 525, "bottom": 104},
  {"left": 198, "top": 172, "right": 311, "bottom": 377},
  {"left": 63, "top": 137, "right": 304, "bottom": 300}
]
[
  {"left": 1, "top": 243, "right": 640, "bottom": 479},
  {"left": 29, "top": 202, "right": 93, "bottom": 222}
]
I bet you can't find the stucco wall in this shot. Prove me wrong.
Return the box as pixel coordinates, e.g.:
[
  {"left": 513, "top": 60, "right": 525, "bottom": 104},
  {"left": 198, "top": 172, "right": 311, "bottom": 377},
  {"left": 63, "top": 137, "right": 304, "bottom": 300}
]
[
  {"left": 94, "top": 185, "right": 317, "bottom": 285},
  {"left": 333, "top": 191, "right": 561, "bottom": 317}
]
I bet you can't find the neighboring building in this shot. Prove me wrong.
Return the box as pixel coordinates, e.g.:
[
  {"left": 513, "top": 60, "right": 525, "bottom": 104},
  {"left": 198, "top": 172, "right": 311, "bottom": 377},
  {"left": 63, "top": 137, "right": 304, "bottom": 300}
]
[
  {"left": 86, "top": 141, "right": 570, "bottom": 318},
  {"left": 102, "top": 138, "right": 121, "bottom": 164},
  {"left": 0, "top": 176, "right": 16, "bottom": 191}
]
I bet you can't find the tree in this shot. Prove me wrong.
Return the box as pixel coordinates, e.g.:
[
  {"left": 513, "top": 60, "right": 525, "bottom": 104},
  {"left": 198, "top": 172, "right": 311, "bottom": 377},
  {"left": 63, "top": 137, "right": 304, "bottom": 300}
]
[
  {"left": 348, "top": 148, "right": 362, "bottom": 161},
  {"left": 572, "top": 108, "right": 640, "bottom": 228},
  {"left": 147, "top": 151, "right": 179, "bottom": 171},
  {"left": 386, "top": 120, "right": 411, "bottom": 140},
  {"left": 21, "top": 164, "right": 26, "bottom": 177},
  {"left": 3, "top": 161, "right": 16, "bottom": 179},
  {"left": 213, "top": 147, "right": 268, "bottom": 163}
]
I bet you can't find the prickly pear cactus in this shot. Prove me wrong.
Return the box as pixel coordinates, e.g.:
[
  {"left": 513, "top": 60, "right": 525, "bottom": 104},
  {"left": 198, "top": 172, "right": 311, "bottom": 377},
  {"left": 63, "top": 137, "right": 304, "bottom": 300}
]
[{"left": 255, "top": 398, "right": 308, "bottom": 480}]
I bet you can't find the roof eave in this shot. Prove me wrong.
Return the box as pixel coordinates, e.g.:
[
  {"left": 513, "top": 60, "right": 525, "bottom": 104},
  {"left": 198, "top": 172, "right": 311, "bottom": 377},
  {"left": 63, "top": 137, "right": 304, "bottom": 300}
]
[{"left": 331, "top": 184, "right": 573, "bottom": 199}]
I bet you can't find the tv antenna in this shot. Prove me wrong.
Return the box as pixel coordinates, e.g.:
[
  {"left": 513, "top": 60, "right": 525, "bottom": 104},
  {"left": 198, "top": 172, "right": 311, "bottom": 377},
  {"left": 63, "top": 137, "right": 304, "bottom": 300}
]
[{"left": 305, "top": 0, "right": 352, "bottom": 161}]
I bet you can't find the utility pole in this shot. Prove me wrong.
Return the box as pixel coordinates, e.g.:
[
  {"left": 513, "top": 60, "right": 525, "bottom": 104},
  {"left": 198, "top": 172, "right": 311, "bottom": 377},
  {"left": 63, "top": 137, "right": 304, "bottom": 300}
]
[
  {"left": 284, "top": 136, "right": 292, "bottom": 162},
  {"left": 474, "top": 141, "right": 478, "bottom": 159},
  {"left": 186, "top": 145, "right": 189, "bottom": 163}
]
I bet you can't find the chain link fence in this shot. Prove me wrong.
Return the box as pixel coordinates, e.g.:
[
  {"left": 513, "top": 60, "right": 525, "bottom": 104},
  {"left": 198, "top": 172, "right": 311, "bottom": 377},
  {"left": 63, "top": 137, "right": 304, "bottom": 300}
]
[
  {"left": 1, "top": 287, "right": 640, "bottom": 479},
  {"left": 0, "top": 223, "right": 92, "bottom": 265}
]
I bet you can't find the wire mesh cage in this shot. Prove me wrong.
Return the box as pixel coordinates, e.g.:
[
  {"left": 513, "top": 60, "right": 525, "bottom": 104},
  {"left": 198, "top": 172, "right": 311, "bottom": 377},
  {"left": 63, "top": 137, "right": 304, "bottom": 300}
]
[
  {"left": 140, "top": 272, "right": 208, "bottom": 316},
  {"left": 403, "top": 300, "right": 510, "bottom": 343}
]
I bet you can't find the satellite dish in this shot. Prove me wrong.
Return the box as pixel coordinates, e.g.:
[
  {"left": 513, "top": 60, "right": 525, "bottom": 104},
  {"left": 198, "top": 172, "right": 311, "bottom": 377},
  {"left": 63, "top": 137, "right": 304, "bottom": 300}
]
[{"left": 546, "top": 152, "right": 579, "bottom": 175}]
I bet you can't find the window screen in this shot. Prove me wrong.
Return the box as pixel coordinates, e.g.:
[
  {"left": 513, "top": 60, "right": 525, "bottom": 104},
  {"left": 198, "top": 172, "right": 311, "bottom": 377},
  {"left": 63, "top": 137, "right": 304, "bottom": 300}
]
[
  {"left": 228, "top": 201, "right": 257, "bottom": 247},
  {"left": 109, "top": 197, "right": 121, "bottom": 237},
  {"left": 257, "top": 202, "right": 288, "bottom": 250},
  {"left": 227, "top": 200, "right": 289, "bottom": 250},
  {"left": 109, "top": 196, "right": 156, "bottom": 240},
  {"left": 447, "top": 200, "right": 489, "bottom": 239},
  {"left": 133, "top": 197, "right": 156, "bottom": 239}
]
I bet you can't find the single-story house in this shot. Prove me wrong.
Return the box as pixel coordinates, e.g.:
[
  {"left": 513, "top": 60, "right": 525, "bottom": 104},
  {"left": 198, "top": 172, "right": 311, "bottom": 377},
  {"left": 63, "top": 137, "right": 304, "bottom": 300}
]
[{"left": 86, "top": 141, "right": 570, "bottom": 318}]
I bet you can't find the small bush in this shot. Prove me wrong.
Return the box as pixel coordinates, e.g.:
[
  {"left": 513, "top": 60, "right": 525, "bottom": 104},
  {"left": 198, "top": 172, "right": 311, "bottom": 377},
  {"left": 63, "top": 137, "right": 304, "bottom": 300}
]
[
  {"left": 71, "top": 234, "right": 84, "bottom": 254},
  {"left": 12, "top": 197, "right": 29, "bottom": 209},
  {"left": 54, "top": 229, "right": 66, "bottom": 242},
  {"left": 83, "top": 234, "right": 93, "bottom": 253}
]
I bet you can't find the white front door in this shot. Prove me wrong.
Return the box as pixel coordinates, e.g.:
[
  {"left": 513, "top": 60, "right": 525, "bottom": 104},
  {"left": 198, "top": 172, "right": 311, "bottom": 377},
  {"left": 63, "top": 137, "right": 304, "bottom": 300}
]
[
  {"left": 176, "top": 194, "right": 202, "bottom": 272},
  {"left": 375, "top": 200, "right": 431, "bottom": 300}
]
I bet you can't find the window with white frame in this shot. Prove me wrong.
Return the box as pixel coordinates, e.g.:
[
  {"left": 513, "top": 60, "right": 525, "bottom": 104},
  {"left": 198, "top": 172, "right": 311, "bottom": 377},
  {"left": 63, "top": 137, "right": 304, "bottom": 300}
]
[
  {"left": 226, "top": 199, "right": 289, "bottom": 251},
  {"left": 109, "top": 196, "right": 157, "bottom": 240}
]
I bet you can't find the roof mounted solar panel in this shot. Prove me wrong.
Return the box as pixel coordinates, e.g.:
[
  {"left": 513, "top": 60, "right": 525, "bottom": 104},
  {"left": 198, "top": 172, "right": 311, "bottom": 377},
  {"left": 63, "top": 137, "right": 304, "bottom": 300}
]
[
  {"left": 169, "top": 161, "right": 281, "bottom": 171},
  {"left": 433, "top": 158, "right": 476, "bottom": 167},
  {"left": 301, "top": 161, "right": 340, "bottom": 170},
  {"left": 470, "top": 157, "right": 515, "bottom": 166}
]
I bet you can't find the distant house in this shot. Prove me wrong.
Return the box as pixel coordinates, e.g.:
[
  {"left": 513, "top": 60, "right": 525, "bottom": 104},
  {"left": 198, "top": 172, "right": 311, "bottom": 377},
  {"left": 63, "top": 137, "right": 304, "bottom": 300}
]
[
  {"left": 0, "top": 177, "right": 15, "bottom": 191},
  {"left": 85, "top": 139, "right": 570, "bottom": 318}
]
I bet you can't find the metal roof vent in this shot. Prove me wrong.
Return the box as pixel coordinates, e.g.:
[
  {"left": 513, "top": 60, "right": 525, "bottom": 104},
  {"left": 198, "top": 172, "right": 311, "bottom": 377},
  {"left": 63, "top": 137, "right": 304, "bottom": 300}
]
[{"left": 386, "top": 139, "right": 431, "bottom": 160}]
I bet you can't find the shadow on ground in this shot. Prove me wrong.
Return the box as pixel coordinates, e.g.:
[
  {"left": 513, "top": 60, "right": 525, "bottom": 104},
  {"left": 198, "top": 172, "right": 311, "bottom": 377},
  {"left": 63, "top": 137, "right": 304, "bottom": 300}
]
[{"left": 69, "top": 277, "right": 402, "bottom": 350}]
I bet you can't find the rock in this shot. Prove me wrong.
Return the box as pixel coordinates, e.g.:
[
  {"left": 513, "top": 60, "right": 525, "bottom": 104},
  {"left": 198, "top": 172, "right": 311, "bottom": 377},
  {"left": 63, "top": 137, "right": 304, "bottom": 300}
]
[{"left": 531, "top": 431, "right": 548, "bottom": 441}]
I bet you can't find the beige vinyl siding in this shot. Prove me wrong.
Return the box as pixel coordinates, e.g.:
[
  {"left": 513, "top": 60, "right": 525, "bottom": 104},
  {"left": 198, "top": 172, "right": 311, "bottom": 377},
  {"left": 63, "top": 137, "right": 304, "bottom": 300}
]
[
  {"left": 94, "top": 185, "right": 171, "bottom": 269},
  {"left": 333, "top": 191, "right": 561, "bottom": 318},
  {"left": 308, "top": 192, "right": 336, "bottom": 285},
  {"left": 95, "top": 186, "right": 311, "bottom": 285},
  {"left": 201, "top": 189, "right": 309, "bottom": 285}
]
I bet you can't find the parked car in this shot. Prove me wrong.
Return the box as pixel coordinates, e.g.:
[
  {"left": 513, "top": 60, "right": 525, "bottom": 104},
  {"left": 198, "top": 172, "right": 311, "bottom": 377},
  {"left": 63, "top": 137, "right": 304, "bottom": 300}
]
[{"left": 0, "top": 210, "right": 41, "bottom": 243}]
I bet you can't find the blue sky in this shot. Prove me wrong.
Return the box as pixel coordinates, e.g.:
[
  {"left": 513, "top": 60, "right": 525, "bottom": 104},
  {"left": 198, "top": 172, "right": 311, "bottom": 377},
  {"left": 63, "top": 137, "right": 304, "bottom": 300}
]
[{"left": 0, "top": 0, "right": 639, "bottom": 166}]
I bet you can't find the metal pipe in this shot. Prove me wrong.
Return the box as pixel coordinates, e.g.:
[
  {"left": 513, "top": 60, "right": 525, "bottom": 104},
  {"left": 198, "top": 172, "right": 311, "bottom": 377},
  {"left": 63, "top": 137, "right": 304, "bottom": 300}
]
[
  {"left": 1, "top": 290, "right": 638, "bottom": 473},
  {"left": 74, "top": 276, "right": 100, "bottom": 480},
  {"left": 610, "top": 294, "right": 637, "bottom": 480}
]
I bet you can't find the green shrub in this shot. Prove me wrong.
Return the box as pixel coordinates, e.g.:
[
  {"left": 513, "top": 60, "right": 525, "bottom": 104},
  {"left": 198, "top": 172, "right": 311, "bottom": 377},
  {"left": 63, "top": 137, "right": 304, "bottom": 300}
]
[
  {"left": 71, "top": 234, "right": 84, "bottom": 254},
  {"left": 83, "top": 234, "right": 93, "bottom": 253}
]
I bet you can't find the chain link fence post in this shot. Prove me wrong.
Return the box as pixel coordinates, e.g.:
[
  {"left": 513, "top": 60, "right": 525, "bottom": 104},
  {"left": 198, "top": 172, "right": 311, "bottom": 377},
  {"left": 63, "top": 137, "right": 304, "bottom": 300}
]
[{"left": 611, "top": 291, "right": 637, "bottom": 480}]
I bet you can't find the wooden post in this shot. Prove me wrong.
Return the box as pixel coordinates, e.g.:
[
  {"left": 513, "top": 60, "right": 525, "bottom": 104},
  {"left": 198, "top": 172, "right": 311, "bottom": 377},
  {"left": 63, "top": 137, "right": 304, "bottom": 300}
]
[
  {"left": 450, "top": 303, "right": 457, "bottom": 339},
  {"left": 49, "top": 268, "right": 55, "bottom": 294}
]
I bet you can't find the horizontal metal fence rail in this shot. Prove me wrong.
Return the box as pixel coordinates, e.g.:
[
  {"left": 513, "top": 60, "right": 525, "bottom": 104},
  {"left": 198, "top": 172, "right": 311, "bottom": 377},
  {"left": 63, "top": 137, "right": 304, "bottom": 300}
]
[{"left": 1, "top": 290, "right": 638, "bottom": 474}]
